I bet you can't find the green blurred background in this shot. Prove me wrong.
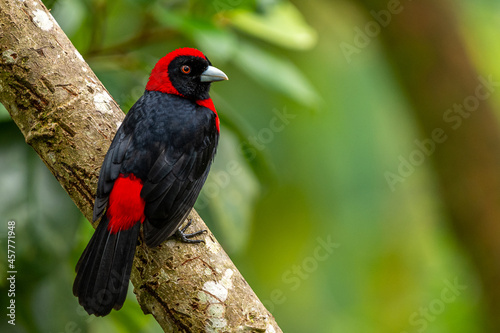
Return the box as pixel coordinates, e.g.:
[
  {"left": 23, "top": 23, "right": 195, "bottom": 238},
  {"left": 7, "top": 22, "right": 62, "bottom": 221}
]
[{"left": 1, "top": 0, "right": 500, "bottom": 332}]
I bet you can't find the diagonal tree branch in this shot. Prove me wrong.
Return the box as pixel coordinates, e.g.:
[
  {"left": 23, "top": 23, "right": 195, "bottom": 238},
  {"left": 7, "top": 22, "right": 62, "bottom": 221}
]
[{"left": 0, "top": 0, "right": 282, "bottom": 332}]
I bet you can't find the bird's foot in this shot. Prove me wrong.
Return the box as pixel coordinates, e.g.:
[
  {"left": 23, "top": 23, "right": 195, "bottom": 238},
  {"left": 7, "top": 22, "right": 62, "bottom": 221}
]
[{"left": 175, "top": 219, "right": 206, "bottom": 243}]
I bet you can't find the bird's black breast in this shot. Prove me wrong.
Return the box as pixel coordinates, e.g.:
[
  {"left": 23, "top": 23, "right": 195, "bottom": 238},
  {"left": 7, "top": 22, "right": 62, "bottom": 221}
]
[{"left": 120, "top": 91, "right": 218, "bottom": 179}]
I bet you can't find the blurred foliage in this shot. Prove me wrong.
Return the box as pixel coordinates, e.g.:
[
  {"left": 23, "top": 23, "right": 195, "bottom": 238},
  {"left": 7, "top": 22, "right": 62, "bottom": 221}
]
[{"left": 1, "top": 0, "right": 499, "bottom": 332}]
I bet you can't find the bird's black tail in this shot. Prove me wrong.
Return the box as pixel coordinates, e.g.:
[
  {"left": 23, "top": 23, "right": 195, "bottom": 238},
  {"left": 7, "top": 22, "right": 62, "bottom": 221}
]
[{"left": 73, "top": 216, "right": 140, "bottom": 316}]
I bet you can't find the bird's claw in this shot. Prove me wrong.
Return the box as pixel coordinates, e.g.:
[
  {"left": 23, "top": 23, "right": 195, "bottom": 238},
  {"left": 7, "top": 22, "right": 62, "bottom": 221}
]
[{"left": 175, "top": 219, "right": 206, "bottom": 243}]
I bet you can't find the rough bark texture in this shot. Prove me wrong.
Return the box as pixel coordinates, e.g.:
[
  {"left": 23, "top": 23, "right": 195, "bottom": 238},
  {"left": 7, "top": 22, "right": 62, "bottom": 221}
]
[
  {"left": 0, "top": 1, "right": 282, "bottom": 332},
  {"left": 353, "top": 0, "right": 500, "bottom": 331}
]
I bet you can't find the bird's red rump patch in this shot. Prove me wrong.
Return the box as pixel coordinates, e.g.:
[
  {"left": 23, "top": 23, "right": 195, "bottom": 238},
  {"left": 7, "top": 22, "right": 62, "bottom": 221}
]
[
  {"left": 107, "top": 173, "right": 145, "bottom": 234},
  {"left": 197, "top": 98, "right": 220, "bottom": 132}
]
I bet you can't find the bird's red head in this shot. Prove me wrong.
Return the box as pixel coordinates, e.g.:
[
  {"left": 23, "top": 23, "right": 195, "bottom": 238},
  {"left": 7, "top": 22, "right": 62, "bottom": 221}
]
[{"left": 146, "top": 47, "right": 227, "bottom": 101}]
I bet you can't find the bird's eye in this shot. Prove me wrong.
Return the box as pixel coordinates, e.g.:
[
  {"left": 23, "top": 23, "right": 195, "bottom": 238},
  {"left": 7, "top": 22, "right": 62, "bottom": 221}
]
[{"left": 181, "top": 65, "right": 191, "bottom": 74}]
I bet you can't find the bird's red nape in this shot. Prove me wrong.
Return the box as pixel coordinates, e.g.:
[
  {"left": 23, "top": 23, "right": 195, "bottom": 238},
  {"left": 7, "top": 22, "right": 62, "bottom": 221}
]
[
  {"left": 106, "top": 174, "right": 146, "bottom": 233},
  {"left": 145, "top": 47, "right": 207, "bottom": 95},
  {"left": 197, "top": 98, "right": 220, "bottom": 132}
]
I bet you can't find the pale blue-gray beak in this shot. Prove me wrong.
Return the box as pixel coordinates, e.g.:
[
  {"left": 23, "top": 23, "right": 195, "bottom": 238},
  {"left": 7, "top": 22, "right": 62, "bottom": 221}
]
[{"left": 200, "top": 66, "right": 228, "bottom": 82}]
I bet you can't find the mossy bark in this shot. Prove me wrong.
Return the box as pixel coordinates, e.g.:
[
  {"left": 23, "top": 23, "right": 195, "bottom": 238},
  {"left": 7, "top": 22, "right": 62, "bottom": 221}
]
[{"left": 0, "top": 0, "right": 282, "bottom": 332}]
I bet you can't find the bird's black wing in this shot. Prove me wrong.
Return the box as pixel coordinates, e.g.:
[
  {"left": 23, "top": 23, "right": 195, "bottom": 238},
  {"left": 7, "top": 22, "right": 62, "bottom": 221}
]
[
  {"left": 92, "top": 102, "right": 142, "bottom": 222},
  {"left": 141, "top": 120, "right": 218, "bottom": 247},
  {"left": 92, "top": 130, "right": 134, "bottom": 222}
]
